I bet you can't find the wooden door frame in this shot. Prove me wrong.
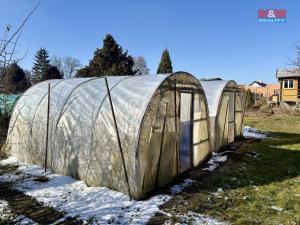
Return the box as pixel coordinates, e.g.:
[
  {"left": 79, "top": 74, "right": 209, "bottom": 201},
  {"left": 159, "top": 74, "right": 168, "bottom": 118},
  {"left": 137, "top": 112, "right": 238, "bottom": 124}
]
[{"left": 179, "top": 90, "right": 194, "bottom": 171}]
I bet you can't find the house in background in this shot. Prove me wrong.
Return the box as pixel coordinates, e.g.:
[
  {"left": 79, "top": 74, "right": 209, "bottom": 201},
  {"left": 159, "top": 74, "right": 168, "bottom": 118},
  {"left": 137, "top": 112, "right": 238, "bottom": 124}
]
[
  {"left": 239, "top": 81, "right": 280, "bottom": 100},
  {"left": 276, "top": 69, "right": 300, "bottom": 105},
  {"left": 249, "top": 80, "right": 267, "bottom": 88}
]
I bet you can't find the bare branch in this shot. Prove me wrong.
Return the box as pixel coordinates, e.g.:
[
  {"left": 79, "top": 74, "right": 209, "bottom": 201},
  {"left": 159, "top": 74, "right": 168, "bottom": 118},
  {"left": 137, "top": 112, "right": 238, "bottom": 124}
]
[
  {"left": 7, "top": 28, "right": 23, "bottom": 66},
  {"left": 0, "top": 27, "right": 9, "bottom": 51},
  {"left": 289, "top": 42, "right": 300, "bottom": 69},
  {"left": 51, "top": 55, "right": 81, "bottom": 79},
  {"left": 15, "top": 43, "right": 29, "bottom": 65},
  {"left": 0, "top": 0, "right": 41, "bottom": 56}
]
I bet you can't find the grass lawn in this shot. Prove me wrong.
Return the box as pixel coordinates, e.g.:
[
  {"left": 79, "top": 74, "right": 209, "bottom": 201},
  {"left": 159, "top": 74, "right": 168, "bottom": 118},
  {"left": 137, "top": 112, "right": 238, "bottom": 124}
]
[{"left": 158, "top": 113, "right": 300, "bottom": 225}]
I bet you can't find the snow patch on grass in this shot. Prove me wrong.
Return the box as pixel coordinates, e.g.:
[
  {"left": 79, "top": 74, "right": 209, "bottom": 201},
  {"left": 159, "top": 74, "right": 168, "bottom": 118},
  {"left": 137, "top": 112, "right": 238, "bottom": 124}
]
[
  {"left": 164, "top": 211, "right": 229, "bottom": 225},
  {"left": 270, "top": 206, "right": 283, "bottom": 212},
  {"left": 243, "top": 126, "right": 268, "bottom": 139},
  {"left": 202, "top": 152, "right": 228, "bottom": 172},
  {"left": 0, "top": 199, "right": 10, "bottom": 220},
  {"left": 171, "top": 179, "right": 194, "bottom": 194},
  {"left": 12, "top": 215, "right": 37, "bottom": 225}
]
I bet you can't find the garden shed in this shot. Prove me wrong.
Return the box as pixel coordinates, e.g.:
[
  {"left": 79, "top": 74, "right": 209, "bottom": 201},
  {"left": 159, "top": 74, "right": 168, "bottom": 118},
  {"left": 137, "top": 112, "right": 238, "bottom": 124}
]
[
  {"left": 200, "top": 80, "right": 243, "bottom": 151},
  {"left": 6, "top": 72, "right": 210, "bottom": 199}
]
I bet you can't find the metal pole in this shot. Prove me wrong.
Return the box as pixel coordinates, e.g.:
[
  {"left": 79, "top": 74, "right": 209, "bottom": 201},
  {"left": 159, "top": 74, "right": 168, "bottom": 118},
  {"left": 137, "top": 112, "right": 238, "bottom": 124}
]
[
  {"left": 155, "top": 103, "right": 168, "bottom": 188},
  {"left": 44, "top": 83, "right": 50, "bottom": 173},
  {"left": 104, "top": 78, "right": 132, "bottom": 200},
  {"left": 173, "top": 80, "right": 179, "bottom": 176}
]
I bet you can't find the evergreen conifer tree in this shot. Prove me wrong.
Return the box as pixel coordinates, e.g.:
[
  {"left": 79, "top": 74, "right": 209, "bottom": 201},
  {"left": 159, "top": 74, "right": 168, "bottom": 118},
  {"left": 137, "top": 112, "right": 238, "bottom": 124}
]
[
  {"left": 3, "top": 63, "right": 30, "bottom": 93},
  {"left": 76, "top": 34, "right": 135, "bottom": 77},
  {"left": 32, "top": 48, "right": 50, "bottom": 83},
  {"left": 44, "top": 65, "right": 62, "bottom": 80},
  {"left": 76, "top": 67, "right": 90, "bottom": 78},
  {"left": 157, "top": 49, "right": 173, "bottom": 74}
]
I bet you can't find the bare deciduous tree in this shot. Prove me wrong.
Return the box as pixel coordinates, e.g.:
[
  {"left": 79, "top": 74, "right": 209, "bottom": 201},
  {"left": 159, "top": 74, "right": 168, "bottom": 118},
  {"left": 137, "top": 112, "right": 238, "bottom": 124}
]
[
  {"left": 0, "top": 1, "right": 41, "bottom": 79},
  {"left": 133, "top": 56, "right": 150, "bottom": 75},
  {"left": 287, "top": 42, "right": 300, "bottom": 76},
  {"left": 51, "top": 55, "right": 81, "bottom": 79},
  {"left": 290, "top": 43, "right": 300, "bottom": 70}
]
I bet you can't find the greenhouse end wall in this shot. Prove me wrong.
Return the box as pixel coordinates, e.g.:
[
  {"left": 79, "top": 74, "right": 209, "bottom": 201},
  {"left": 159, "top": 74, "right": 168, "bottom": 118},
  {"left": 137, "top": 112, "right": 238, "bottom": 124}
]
[{"left": 200, "top": 80, "right": 243, "bottom": 152}]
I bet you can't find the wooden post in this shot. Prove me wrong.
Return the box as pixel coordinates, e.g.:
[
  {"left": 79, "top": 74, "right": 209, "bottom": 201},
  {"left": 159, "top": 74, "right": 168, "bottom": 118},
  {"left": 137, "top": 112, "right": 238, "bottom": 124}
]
[
  {"left": 104, "top": 78, "right": 132, "bottom": 200},
  {"left": 173, "top": 80, "right": 179, "bottom": 176},
  {"left": 239, "top": 91, "right": 248, "bottom": 136},
  {"left": 221, "top": 100, "right": 229, "bottom": 145},
  {"left": 233, "top": 92, "right": 236, "bottom": 138},
  {"left": 155, "top": 103, "right": 168, "bottom": 188},
  {"left": 44, "top": 83, "right": 50, "bottom": 173}
]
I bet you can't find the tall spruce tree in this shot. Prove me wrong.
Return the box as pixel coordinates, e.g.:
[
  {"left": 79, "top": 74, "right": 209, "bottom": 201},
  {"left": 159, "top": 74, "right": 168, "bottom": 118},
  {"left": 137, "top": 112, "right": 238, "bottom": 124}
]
[
  {"left": 32, "top": 48, "right": 50, "bottom": 83},
  {"left": 157, "top": 49, "right": 173, "bottom": 74},
  {"left": 76, "top": 34, "right": 135, "bottom": 77}
]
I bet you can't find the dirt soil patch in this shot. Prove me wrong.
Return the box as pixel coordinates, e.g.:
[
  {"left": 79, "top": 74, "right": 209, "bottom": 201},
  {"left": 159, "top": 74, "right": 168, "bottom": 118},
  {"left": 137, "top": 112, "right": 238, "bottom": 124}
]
[{"left": 0, "top": 163, "right": 83, "bottom": 225}]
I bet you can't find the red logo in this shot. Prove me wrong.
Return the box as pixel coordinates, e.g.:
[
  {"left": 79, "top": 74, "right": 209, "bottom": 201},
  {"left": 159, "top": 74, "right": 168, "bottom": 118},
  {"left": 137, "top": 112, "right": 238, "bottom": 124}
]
[
  {"left": 258, "top": 9, "right": 286, "bottom": 23},
  {"left": 258, "top": 9, "right": 286, "bottom": 18}
]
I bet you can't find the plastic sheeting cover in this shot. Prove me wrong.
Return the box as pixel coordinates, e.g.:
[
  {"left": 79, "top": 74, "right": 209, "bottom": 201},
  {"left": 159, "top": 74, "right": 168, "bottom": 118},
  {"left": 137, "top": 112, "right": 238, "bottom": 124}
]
[
  {"left": 200, "top": 80, "right": 238, "bottom": 117},
  {"left": 200, "top": 80, "right": 241, "bottom": 151},
  {"left": 6, "top": 72, "right": 209, "bottom": 199}
]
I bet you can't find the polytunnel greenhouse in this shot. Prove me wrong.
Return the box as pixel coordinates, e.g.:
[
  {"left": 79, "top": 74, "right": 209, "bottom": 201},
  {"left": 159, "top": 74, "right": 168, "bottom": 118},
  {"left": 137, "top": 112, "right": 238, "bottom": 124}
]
[
  {"left": 6, "top": 72, "right": 211, "bottom": 199},
  {"left": 200, "top": 80, "right": 243, "bottom": 151}
]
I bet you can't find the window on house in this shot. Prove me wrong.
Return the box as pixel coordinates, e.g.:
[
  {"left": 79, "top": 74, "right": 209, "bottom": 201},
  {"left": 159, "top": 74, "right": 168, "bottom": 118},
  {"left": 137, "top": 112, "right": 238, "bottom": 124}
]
[{"left": 283, "top": 80, "right": 294, "bottom": 89}]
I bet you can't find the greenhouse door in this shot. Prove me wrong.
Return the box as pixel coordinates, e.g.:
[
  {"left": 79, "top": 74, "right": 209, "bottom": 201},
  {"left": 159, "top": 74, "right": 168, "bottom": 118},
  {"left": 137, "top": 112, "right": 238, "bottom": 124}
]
[
  {"left": 179, "top": 92, "right": 193, "bottom": 173},
  {"left": 228, "top": 92, "right": 235, "bottom": 143}
]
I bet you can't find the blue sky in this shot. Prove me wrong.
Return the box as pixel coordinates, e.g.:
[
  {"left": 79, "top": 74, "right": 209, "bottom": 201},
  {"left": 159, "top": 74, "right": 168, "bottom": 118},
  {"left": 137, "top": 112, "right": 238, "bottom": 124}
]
[{"left": 1, "top": 0, "right": 300, "bottom": 84}]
